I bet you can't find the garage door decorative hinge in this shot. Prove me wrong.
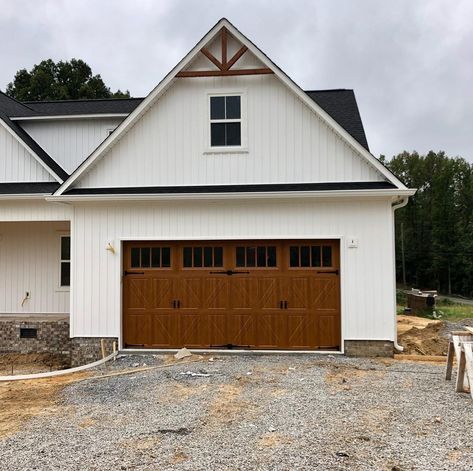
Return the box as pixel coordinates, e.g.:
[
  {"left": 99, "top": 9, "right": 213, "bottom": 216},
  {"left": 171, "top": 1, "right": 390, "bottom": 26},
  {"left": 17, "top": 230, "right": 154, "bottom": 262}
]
[{"left": 209, "top": 270, "right": 250, "bottom": 276}]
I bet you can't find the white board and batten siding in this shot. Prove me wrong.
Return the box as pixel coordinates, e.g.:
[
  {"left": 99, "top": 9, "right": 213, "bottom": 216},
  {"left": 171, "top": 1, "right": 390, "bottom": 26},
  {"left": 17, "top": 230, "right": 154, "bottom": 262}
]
[
  {"left": 71, "top": 199, "right": 395, "bottom": 344},
  {"left": 0, "top": 201, "right": 72, "bottom": 222},
  {"left": 21, "top": 118, "right": 123, "bottom": 174},
  {"left": 0, "top": 221, "right": 70, "bottom": 314},
  {"left": 0, "top": 123, "right": 55, "bottom": 182},
  {"left": 74, "top": 74, "right": 385, "bottom": 189}
]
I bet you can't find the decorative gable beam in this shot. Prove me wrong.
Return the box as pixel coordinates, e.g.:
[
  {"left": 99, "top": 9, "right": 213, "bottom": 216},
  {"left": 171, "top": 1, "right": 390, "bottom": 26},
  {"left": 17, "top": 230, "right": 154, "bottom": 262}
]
[{"left": 176, "top": 26, "right": 274, "bottom": 78}]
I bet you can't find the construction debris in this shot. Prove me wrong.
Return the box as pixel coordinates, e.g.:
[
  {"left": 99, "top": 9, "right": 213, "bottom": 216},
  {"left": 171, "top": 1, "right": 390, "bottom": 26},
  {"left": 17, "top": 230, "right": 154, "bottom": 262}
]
[
  {"left": 179, "top": 371, "right": 210, "bottom": 377},
  {"left": 174, "top": 348, "right": 193, "bottom": 360},
  {"left": 445, "top": 330, "right": 473, "bottom": 399}
]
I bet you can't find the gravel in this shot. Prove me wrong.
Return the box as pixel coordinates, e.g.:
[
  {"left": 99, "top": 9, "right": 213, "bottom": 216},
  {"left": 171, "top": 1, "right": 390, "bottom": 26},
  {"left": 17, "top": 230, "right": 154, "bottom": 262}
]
[{"left": 1, "top": 353, "right": 472, "bottom": 470}]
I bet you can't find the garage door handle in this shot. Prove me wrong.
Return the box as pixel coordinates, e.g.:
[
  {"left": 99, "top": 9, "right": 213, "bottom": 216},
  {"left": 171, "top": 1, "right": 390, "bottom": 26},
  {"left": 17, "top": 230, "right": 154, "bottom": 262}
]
[
  {"left": 284, "top": 301, "right": 288, "bottom": 309},
  {"left": 279, "top": 301, "right": 283, "bottom": 309}
]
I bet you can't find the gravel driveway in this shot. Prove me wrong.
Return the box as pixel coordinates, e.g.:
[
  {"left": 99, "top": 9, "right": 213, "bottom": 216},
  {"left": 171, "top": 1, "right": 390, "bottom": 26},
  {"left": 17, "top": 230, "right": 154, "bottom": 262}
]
[{"left": 1, "top": 353, "right": 472, "bottom": 470}]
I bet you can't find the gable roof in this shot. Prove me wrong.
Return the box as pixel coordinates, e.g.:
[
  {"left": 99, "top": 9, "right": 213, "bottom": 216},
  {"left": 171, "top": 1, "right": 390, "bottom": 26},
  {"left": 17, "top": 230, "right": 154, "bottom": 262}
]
[
  {"left": 53, "top": 18, "right": 406, "bottom": 195},
  {"left": 0, "top": 92, "right": 68, "bottom": 182}
]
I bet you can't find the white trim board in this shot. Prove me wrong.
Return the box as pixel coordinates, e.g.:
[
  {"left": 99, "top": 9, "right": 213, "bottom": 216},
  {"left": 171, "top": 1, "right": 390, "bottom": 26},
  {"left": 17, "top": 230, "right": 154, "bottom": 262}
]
[{"left": 54, "top": 18, "right": 407, "bottom": 195}]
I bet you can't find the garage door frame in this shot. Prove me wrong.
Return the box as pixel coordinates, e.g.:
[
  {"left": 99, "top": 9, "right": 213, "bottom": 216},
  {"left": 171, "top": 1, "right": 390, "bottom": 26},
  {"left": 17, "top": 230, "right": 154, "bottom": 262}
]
[{"left": 119, "top": 235, "right": 345, "bottom": 353}]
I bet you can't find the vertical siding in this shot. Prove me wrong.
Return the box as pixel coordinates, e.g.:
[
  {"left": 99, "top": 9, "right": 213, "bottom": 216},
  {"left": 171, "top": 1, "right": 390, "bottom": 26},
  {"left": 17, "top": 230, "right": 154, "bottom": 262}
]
[
  {"left": 0, "top": 221, "right": 70, "bottom": 314},
  {"left": 75, "top": 75, "right": 384, "bottom": 188},
  {"left": 21, "top": 118, "right": 123, "bottom": 173},
  {"left": 71, "top": 199, "right": 395, "bottom": 341},
  {"left": 0, "top": 123, "right": 54, "bottom": 182}
]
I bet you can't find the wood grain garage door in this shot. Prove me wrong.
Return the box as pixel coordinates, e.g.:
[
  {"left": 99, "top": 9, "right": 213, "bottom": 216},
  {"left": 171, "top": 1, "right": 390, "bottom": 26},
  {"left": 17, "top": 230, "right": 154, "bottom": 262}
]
[{"left": 123, "top": 240, "right": 340, "bottom": 350}]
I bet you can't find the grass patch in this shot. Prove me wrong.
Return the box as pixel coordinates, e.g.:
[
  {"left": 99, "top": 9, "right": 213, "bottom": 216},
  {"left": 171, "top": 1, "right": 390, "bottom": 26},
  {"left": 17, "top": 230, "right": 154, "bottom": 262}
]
[{"left": 397, "top": 300, "right": 473, "bottom": 321}]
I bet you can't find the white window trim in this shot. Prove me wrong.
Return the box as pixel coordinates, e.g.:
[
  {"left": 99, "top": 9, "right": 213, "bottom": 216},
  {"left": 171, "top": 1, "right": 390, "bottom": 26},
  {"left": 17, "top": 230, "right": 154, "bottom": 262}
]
[
  {"left": 204, "top": 90, "right": 248, "bottom": 154},
  {"left": 56, "top": 233, "right": 71, "bottom": 292}
]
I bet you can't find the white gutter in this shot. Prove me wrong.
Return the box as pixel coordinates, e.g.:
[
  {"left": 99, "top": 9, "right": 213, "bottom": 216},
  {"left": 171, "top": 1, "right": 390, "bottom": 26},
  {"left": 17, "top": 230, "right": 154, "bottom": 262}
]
[
  {"left": 391, "top": 196, "right": 411, "bottom": 352},
  {"left": 46, "top": 188, "right": 417, "bottom": 203},
  {"left": 10, "top": 114, "right": 128, "bottom": 121}
]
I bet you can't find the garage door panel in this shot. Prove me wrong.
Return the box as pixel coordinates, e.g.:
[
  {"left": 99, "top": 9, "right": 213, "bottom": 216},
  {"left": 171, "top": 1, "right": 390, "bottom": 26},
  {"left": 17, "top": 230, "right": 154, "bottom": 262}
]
[
  {"left": 124, "top": 314, "right": 151, "bottom": 346},
  {"left": 257, "top": 312, "right": 284, "bottom": 348},
  {"left": 125, "top": 278, "right": 149, "bottom": 310},
  {"left": 317, "top": 315, "right": 339, "bottom": 348},
  {"left": 208, "top": 313, "right": 227, "bottom": 346},
  {"left": 151, "top": 278, "right": 174, "bottom": 310},
  {"left": 229, "top": 278, "right": 255, "bottom": 310},
  {"left": 178, "top": 278, "right": 202, "bottom": 310},
  {"left": 258, "top": 278, "right": 281, "bottom": 311},
  {"left": 150, "top": 313, "right": 177, "bottom": 347},
  {"left": 286, "top": 277, "right": 310, "bottom": 310},
  {"left": 178, "top": 313, "right": 203, "bottom": 347},
  {"left": 204, "top": 278, "right": 229, "bottom": 310},
  {"left": 229, "top": 313, "right": 255, "bottom": 346}
]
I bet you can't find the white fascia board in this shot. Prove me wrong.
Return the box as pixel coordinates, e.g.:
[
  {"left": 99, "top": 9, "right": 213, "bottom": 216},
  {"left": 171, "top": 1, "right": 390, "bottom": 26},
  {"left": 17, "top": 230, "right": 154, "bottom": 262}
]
[
  {"left": 0, "top": 118, "right": 63, "bottom": 183},
  {"left": 0, "top": 194, "right": 52, "bottom": 200},
  {"left": 46, "top": 188, "right": 416, "bottom": 203},
  {"left": 54, "top": 18, "right": 407, "bottom": 195},
  {"left": 10, "top": 114, "right": 128, "bottom": 121}
]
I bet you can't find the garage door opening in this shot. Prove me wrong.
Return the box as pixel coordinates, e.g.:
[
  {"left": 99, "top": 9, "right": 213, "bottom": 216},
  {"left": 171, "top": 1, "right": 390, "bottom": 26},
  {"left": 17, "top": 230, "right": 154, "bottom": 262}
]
[{"left": 122, "top": 240, "right": 341, "bottom": 350}]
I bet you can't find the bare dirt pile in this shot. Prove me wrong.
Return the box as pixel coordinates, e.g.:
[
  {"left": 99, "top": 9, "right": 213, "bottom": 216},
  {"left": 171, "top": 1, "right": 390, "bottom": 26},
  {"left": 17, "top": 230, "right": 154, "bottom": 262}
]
[{"left": 397, "top": 315, "right": 448, "bottom": 356}]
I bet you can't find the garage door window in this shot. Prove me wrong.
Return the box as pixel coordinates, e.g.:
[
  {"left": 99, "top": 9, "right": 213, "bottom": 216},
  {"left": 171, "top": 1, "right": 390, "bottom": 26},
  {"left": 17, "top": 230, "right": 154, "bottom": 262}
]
[
  {"left": 131, "top": 247, "right": 171, "bottom": 268},
  {"left": 236, "top": 246, "right": 277, "bottom": 268},
  {"left": 289, "top": 245, "right": 332, "bottom": 268},
  {"left": 183, "top": 246, "right": 223, "bottom": 268}
]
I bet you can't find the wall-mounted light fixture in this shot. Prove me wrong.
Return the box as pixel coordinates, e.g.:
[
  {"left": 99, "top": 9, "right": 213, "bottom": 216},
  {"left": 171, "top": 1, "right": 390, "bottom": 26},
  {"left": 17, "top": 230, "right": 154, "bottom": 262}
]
[{"left": 106, "top": 242, "right": 116, "bottom": 254}]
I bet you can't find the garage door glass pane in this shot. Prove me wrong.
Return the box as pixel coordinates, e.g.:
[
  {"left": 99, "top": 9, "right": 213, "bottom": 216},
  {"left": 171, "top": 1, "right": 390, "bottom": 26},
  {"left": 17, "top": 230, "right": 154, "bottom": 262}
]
[
  {"left": 257, "top": 247, "right": 266, "bottom": 267},
  {"left": 236, "top": 247, "right": 245, "bottom": 267},
  {"left": 194, "top": 247, "right": 203, "bottom": 267},
  {"left": 246, "top": 247, "right": 256, "bottom": 267},
  {"left": 183, "top": 247, "right": 192, "bottom": 267},
  {"left": 131, "top": 248, "right": 140, "bottom": 268},
  {"left": 161, "top": 248, "right": 171, "bottom": 267},
  {"left": 311, "top": 246, "right": 321, "bottom": 267},
  {"left": 290, "top": 246, "right": 299, "bottom": 267},
  {"left": 267, "top": 246, "right": 276, "bottom": 267},
  {"left": 204, "top": 247, "right": 213, "bottom": 267},
  {"left": 300, "top": 246, "right": 310, "bottom": 267},
  {"left": 141, "top": 248, "right": 151, "bottom": 268},
  {"left": 235, "top": 246, "right": 277, "bottom": 268},
  {"left": 151, "top": 248, "right": 161, "bottom": 267},
  {"left": 322, "top": 246, "right": 332, "bottom": 267},
  {"left": 214, "top": 247, "right": 223, "bottom": 267}
]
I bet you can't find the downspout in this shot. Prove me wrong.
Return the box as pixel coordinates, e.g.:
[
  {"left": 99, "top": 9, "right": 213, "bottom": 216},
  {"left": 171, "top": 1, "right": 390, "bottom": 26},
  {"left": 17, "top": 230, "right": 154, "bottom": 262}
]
[{"left": 392, "top": 197, "right": 409, "bottom": 352}]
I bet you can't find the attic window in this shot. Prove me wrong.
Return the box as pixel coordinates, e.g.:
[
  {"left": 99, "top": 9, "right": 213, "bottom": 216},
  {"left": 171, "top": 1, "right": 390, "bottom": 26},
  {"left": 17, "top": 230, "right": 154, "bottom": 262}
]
[{"left": 209, "top": 95, "right": 241, "bottom": 147}]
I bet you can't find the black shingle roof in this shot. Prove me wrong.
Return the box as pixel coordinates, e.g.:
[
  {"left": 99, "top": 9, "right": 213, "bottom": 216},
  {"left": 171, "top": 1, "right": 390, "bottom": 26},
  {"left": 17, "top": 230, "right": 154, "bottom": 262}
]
[
  {"left": 0, "top": 182, "right": 60, "bottom": 194},
  {"left": 306, "top": 89, "right": 369, "bottom": 151},
  {"left": 22, "top": 98, "right": 143, "bottom": 116}
]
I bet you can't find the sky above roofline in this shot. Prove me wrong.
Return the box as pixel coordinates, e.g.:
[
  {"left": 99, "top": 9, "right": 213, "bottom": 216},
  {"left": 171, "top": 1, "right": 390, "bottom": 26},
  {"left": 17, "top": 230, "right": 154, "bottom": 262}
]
[{"left": 1, "top": 0, "right": 472, "bottom": 161}]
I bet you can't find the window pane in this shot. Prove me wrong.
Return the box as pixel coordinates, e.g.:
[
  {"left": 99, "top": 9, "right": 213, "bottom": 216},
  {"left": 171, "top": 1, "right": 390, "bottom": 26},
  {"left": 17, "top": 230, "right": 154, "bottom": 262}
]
[
  {"left": 194, "top": 247, "right": 203, "bottom": 267},
  {"left": 204, "top": 247, "right": 213, "bottom": 267},
  {"left": 246, "top": 247, "right": 256, "bottom": 267},
  {"left": 131, "top": 248, "right": 140, "bottom": 268},
  {"left": 151, "top": 248, "right": 161, "bottom": 267},
  {"left": 61, "top": 236, "right": 70, "bottom": 260},
  {"left": 226, "top": 96, "right": 241, "bottom": 119},
  {"left": 214, "top": 247, "right": 223, "bottom": 267},
  {"left": 290, "top": 246, "right": 299, "bottom": 267},
  {"left": 162, "top": 247, "right": 171, "bottom": 267},
  {"left": 141, "top": 248, "right": 150, "bottom": 268},
  {"left": 236, "top": 247, "right": 245, "bottom": 267},
  {"left": 311, "top": 246, "right": 321, "bottom": 267},
  {"left": 322, "top": 246, "right": 332, "bottom": 267},
  {"left": 211, "top": 123, "right": 226, "bottom": 147},
  {"left": 257, "top": 246, "right": 266, "bottom": 267},
  {"left": 210, "top": 96, "right": 225, "bottom": 119},
  {"left": 267, "top": 246, "right": 277, "bottom": 267},
  {"left": 300, "top": 246, "right": 310, "bottom": 267},
  {"left": 225, "top": 122, "right": 241, "bottom": 146},
  {"left": 61, "top": 261, "right": 70, "bottom": 287},
  {"left": 183, "top": 247, "right": 192, "bottom": 268}
]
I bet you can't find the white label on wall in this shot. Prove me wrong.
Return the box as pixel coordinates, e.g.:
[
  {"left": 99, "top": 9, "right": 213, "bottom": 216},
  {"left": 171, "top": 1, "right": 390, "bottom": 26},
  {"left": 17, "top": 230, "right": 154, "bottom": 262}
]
[{"left": 347, "top": 238, "right": 358, "bottom": 248}]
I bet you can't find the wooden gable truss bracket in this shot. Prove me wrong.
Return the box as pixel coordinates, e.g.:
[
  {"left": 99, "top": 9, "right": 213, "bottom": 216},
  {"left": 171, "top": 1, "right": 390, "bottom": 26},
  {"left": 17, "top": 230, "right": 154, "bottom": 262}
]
[{"left": 176, "top": 27, "right": 274, "bottom": 77}]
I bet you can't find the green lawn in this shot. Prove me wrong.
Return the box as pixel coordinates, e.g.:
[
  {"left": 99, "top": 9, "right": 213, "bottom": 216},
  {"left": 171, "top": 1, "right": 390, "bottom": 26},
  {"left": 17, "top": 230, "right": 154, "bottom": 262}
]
[{"left": 396, "top": 290, "right": 473, "bottom": 321}]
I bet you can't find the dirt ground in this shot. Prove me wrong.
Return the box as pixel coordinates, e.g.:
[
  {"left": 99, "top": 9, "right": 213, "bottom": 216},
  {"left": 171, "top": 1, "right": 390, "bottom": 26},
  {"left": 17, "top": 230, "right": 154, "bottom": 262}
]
[
  {"left": 398, "top": 315, "right": 452, "bottom": 356},
  {"left": 0, "top": 353, "right": 69, "bottom": 376}
]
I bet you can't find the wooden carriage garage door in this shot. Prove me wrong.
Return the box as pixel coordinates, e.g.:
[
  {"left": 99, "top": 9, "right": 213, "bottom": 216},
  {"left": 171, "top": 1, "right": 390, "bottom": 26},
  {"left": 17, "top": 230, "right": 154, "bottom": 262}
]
[{"left": 123, "top": 240, "right": 340, "bottom": 350}]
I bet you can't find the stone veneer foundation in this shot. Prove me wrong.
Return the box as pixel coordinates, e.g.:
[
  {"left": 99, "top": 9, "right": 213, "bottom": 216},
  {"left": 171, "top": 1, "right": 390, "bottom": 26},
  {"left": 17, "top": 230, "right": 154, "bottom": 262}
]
[
  {"left": 344, "top": 340, "right": 394, "bottom": 357},
  {"left": 0, "top": 316, "right": 117, "bottom": 367}
]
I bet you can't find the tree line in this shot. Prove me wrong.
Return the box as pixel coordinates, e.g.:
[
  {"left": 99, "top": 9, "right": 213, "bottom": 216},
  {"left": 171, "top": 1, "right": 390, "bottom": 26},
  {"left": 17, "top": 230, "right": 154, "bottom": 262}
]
[{"left": 383, "top": 151, "right": 473, "bottom": 297}]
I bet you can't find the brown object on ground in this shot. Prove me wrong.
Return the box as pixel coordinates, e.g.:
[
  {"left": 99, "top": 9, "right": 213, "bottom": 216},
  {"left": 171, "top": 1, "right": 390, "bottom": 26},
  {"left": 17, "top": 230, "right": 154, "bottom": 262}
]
[
  {"left": 394, "top": 354, "right": 446, "bottom": 363},
  {"left": 397, "top": 315, "right": 448, "bottom": 356},
  {"left": 122, "top": 239, "right": 341, "bottom": 350},
  {"left": 0, "top": 373, "right": 88, "bottom": 438}
]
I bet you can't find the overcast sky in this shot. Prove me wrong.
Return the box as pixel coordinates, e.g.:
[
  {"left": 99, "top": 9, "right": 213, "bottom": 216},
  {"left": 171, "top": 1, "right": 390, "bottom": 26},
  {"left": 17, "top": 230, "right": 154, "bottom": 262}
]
[{"left": 1, "top": 0, "right": 472, "bottom": 161}]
